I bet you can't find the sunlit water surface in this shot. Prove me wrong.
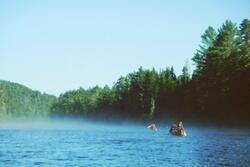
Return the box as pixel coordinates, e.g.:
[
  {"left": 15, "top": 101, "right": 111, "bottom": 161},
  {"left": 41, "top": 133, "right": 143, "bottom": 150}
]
[{"left": 0, "top": 122, "right": 249, "bottom": 167}]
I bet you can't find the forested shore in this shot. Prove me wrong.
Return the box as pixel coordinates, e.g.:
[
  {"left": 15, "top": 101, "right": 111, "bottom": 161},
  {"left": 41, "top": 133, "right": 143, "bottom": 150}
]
[
  {"left": 0, "top": 80, "right": 56, "bottom": 119},
  {"left": 0, "top": 19, "right": 249, "bottom": 126}
]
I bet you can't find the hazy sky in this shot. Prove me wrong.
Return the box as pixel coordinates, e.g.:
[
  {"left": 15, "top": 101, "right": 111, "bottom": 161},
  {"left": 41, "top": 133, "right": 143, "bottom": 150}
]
[{"left": 0, "top": 0, "right": 249, "bottom": 96}]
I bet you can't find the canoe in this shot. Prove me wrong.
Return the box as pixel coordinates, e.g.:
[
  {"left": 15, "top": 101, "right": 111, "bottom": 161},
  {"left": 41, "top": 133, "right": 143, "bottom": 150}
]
[
  {"left": 169, "top": 130, "right": 187, "bottom": 137},
  {"left": 147, "top": 124, "right": 157, "bottom": 131}
]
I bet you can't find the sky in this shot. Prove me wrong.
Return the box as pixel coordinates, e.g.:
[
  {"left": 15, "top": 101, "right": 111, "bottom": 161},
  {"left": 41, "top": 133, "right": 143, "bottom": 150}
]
[{"left": 0, "top": 0, "right": 249, "bottom": 96}]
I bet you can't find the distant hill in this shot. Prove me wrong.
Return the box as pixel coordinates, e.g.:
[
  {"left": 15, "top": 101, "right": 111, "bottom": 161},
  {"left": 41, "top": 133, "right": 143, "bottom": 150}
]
[{"left": 0, "top": 80, "right": 57, "bottom": 119}]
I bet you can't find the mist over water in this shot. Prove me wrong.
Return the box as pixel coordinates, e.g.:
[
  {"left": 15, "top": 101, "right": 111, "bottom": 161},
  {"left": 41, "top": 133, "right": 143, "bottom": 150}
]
[
  {"left": 0, "top": 118, "right": 249, "bottom": 167},
  {"left": 0, "top": 118, "right": 147, "bottom": 132},
  {"left": 0, "top": 119, "right": 82, "bottom": 130}
]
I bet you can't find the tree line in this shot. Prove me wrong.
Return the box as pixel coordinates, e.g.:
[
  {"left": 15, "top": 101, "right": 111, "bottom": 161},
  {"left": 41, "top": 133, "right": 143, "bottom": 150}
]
[
  {"left": 0, "top": 19, "right": 249, "bottom": 125},
  {"left": 0, "top": 80, "right": 56, "bottom": 119},
  {"left": 52, "top": 19, "right": 250, "bottom": 125}
]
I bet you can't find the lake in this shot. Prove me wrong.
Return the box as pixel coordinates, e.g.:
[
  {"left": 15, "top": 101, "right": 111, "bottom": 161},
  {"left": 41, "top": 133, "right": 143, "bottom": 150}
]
[{"left": 0, "top": 121, "right": 249, "bottom": 167}]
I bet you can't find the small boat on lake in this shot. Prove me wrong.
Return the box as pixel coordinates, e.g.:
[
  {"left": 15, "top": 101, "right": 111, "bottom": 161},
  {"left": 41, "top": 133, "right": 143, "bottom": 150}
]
[
  {"left": 147, "top": 123, "right": 157, "bottom": 131},
  {"left": 169, "top": 121, "right": 187, "bottom": 137}
]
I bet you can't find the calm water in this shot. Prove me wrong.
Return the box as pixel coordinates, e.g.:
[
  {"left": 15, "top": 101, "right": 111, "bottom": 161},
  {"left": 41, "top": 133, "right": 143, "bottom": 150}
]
[{"left": 0, "top": 122, "right": 249, "bottom": 167}]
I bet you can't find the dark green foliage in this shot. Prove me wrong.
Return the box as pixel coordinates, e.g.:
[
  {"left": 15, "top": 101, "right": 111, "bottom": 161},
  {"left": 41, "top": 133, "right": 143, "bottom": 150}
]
[
  {"left": 46, "top": 19, "right": 250, "bottom": 123},
  {"left": 1, "top": 19, "right": 249, "bottom": 125},
  {"left": 191, "top": 19, "right": 250, "bottom": 124},
  {"left": 53, "top": 19, "right": 249, "bottom": 125},
  {"left": 51, "top": 66, "right": 186, "bottom": 121},
  {"left": 51, "top": 86, "right": 101, "bottom": 116},
  {"left": 113, "top": 67, "right": 160, "bottom": 119},
  {"left": 193, "top": 26, "right": 217, "bottom": 76},
  {"left": 0, "top": 80, "right": 56, "bottom": 118}
]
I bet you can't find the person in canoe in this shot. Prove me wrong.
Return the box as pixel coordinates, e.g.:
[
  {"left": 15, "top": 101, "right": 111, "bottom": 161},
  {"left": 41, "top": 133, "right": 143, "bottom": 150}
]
[
  {"left": 147, "top": 123, "right": 157, "bottom": 131},
  {"left": 169, "top": 123, "right": 178, "bottom": 135},
  {"left": 169, "top": 121, "right": 187, "bottom": 137}
]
